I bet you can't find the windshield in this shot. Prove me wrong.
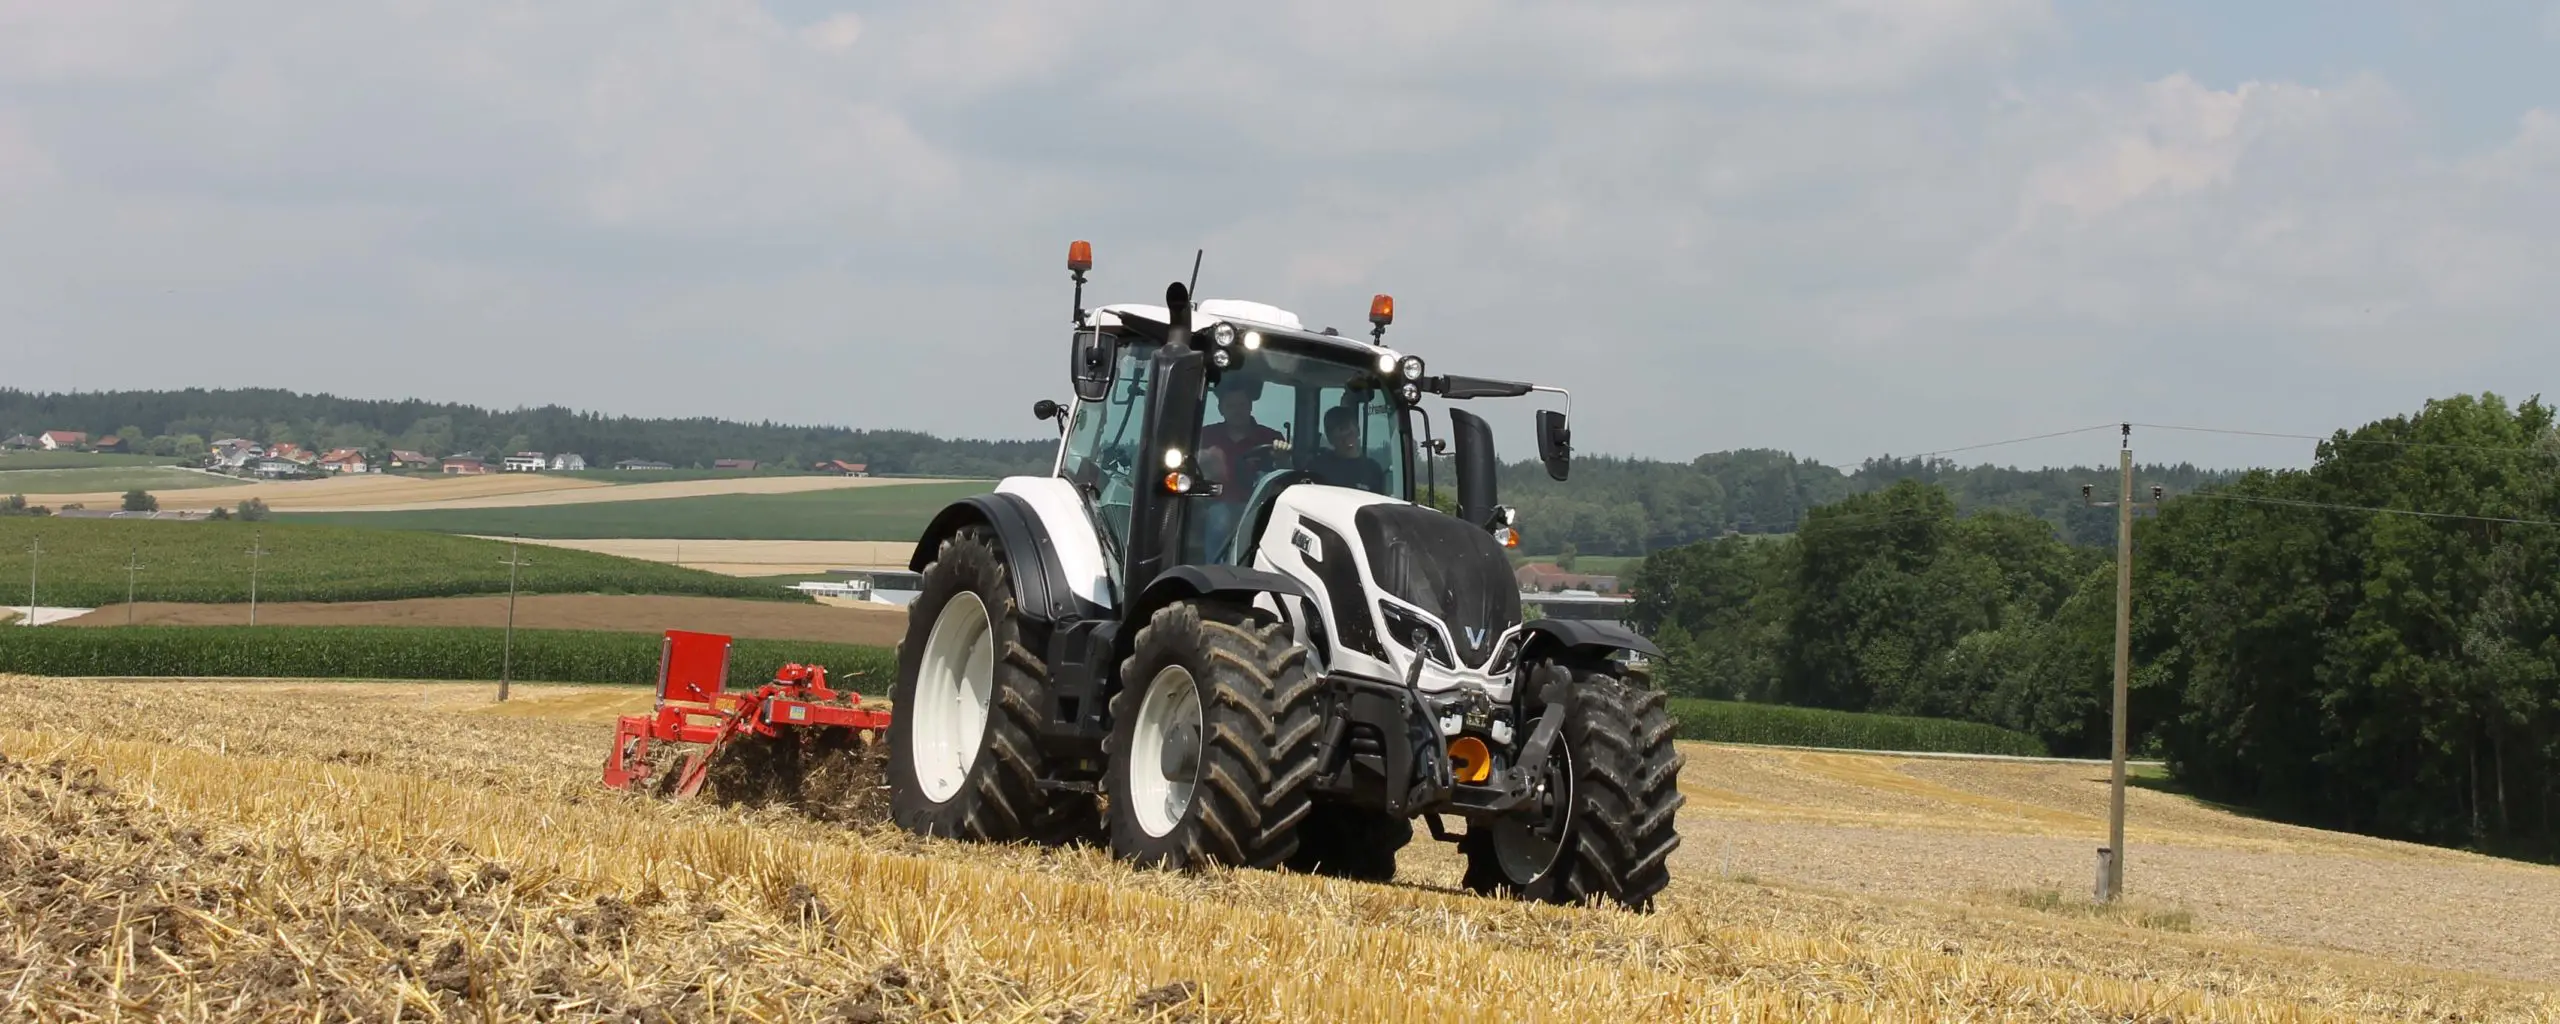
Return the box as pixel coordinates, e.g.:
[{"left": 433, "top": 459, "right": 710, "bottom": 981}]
[{"left": 1189, "top": 340, "right": 1409, "bottom": 562}]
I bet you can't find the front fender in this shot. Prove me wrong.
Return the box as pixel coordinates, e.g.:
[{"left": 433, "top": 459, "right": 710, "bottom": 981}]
[
  {"left": 909, "top": 493, "right": 1099, "bottom": 623},
  {"left": 1520, "top": 618, "right": 1662, "bottom": 662}
]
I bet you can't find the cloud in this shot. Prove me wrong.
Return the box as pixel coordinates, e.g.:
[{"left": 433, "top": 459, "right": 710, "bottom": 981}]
[{"left": 0, "top": 2, "right": 2550, "bottom": 471}]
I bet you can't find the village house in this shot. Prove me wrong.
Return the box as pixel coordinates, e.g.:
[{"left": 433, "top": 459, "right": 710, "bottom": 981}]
[
  {"left": 613, "top": 458, "right": 673, "bottom": 471},
  {"left": 89, "top": 436, "right": 128, "bottom": 453},
  {"left": 387, "top": 450, "right": 436, "bottom": 471},
  {"left": 317, "top": 448, "right": 369, "bottom": 474},
  {"left": 2, "top": 434, "right": 35, "bottom": 450},
  {"left": 38, "top": 430, "right": 87, "bottom": 451},
  {"left": 442, "top": 454, "right": 489, "bottom": 475},
  {"left": 548, "top": 453, "right": 588, "bottom": 471},
  {"left": 251, "top": 457, "right": 305, "bottom": 479},
  {"left": 501, "top": 452, "right": 548, "bottom": 473},
  {"left": 712, "top": 458, "right": 759, "bottom": 471},
  {"left": 814, "top": 460, "right": 869, "bottom": 476}
]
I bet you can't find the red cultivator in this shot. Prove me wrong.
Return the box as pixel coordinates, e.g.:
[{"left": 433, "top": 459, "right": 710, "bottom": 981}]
[{"left": 602, "top": 629, "right": 893, "bottom": 798}]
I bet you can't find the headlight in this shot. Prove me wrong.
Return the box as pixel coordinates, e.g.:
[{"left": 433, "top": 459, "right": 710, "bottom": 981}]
[
  {"left": 1242, "top": 330, "right": 1262, "bottom": 351},
  {"left": 1210, "top": 349, "right": 1233, "bottom": 369},
  {"left": 1163, "top": 447, "right": 1184, "bottom": 469},
  {"left": 1398, "top": 382, "right": 1422, "bottom": 404},
  {"left": 1380, "top": 604, "right": 1452, "bottom": 667},
  {"left": 1376, "top": 352, "right": 1398, "bottom": 374},
  {"left": 1211, "top": 323, "right": 1236, "bottom": 348},
  {"left": 1399, "top": 356, "right": 1424, "bottom": 381}
]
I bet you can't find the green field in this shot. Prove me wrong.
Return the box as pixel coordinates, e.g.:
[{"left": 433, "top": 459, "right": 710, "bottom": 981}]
[
  {"left": 0, "top": 517, "right": 804, "bottom": 606},
  {"left": 0, "top": 625, "right": 894, "bottom": 688},
  {"left": 0, "top": 451, "right": 185, "bottom": 470},
  {"left": 1667, "top": 697, "right": 2047, "bottom": 757},
  {"left": 0, "top": 465, "right": 230, "bottom": 494},
  {"left": 556, "top": 467, "right": 827, "bottom": 483},
  {"left": 278, "top": 480, "right": 993, "bottom": 540}
]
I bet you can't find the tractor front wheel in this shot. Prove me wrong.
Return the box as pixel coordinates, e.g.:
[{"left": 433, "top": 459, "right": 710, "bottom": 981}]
[
  {"left": 887, "top": 526, "right": 1097, "bottom": 844},
  {"left": 1104, "top": 600, "right": 1320, "bottom": 870},
  {"left": 1463, "top": 660, "right": 1684, "bottom": 910}
]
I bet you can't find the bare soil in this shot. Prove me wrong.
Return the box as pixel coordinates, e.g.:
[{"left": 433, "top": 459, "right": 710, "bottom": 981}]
[{"left": 58, "top": 593, "right": 909, "bottom": 646}]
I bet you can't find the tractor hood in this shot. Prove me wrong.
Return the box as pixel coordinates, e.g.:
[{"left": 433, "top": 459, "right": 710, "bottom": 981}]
[{"left": 1354, "top": 502, "right": 1523, "bottom": 669}]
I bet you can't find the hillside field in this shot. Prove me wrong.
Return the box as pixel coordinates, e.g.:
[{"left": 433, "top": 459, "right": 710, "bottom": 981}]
[
  {"left": 0, "top": 451, "right": 185, "bottom": 470},
  {"left": 4, "top": 675, "right": 2553, "bottom": 1020},
  {"left": 0, "top": 516, "right": 798, "bottom": 605},
  {"left": 0, "top": 465, "right": 230, "bottom": 494},
  {"left": 279, "top": 480, "right": 994, "bottom": 540}
]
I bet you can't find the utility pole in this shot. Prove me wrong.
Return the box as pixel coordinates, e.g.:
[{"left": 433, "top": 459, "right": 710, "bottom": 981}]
[
  {"left": 123, "top": 547, "right": 145, "bottom": 625},
  {"left": 245, "top": 530, "right": 270, "bottom": 626},
  {"left": 21, "top": 537, "right": 38, "bottom": 627},
  {"left": 2080, "top": 423, "right": 2162, "bottom": 902},
  {"left": 496, "top": 535, "right": 533, "bottom": 702}
]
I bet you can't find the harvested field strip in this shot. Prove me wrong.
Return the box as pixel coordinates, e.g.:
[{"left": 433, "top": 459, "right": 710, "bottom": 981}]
[
  {"left": 58, "top": 593, "right": 910, "bottom": 646},
  {"left": 0, "top": 625, "right": 898, "bottom": 688},
  {"left": 279, "top": 480, "right": 993, "bottom": 540},
  {"left": 3, "top": 727, "right": 2437, "bottom": 1023}
]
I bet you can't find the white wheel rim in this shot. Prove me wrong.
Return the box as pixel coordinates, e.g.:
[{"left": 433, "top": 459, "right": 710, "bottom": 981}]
[
  {"left": 910, "top": 590, "right": 994, "bottom": 803},
  {"left": 1492, "top": 740, "right": 1574, "bottom": 885},
  {"left": 1129, "top": 664, "right": 1204, "bottom": 838}
]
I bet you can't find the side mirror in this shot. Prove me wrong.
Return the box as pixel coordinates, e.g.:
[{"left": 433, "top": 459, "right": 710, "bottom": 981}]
[
  {"left": 1069, "top": 328, "right": 1114, "bottom": 402},
  {"left": 1033, "top": 399, "right": 1066, "bottom": 434},
  {"left": 1535, "top": 409, "right": 1572, "bottom": 481}
]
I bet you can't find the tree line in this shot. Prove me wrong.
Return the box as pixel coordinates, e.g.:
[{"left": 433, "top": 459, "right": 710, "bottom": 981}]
[
  {"left": 1629, "top": 393, "right": 2560, "bottom": 858},
  {"left": 0, "top": 388, "right": 1052, "bottom": 478}
]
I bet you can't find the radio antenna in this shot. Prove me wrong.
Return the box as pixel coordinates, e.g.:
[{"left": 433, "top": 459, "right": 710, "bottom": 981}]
[{"left": 1187, "top": 249, "right": 1203, "bottom": 302}]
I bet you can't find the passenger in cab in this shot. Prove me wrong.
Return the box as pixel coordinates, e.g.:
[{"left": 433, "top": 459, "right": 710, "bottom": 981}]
[{"left": 1307, "top": 403, "right": 1387, "bottom": 494}]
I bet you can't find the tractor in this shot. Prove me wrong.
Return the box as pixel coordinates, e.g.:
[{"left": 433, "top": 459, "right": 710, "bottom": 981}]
[{"left": 886, "top": 242, "right": 1683, "bottom": 909}]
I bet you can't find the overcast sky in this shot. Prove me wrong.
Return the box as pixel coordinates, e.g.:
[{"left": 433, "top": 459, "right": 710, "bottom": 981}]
[{"left": 3, "top": 2, "right": 2554, "bottom": 469}]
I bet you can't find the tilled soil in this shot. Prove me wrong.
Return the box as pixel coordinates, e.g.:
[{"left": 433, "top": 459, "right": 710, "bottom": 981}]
[{"left": 60, "top": 593, "right": 909, "bottom": 645}]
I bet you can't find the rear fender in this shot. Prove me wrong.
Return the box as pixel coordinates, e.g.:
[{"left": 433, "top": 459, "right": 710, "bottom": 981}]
[{"left": 910, "top": 491, "right": 1102, "bottom": 624}]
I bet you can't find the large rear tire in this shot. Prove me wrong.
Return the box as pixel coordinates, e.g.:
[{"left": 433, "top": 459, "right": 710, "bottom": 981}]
[
  {"left": 1104, "top": 600, "right": 1321, "bottom": 870},
  {"left": 1463, "top": 660, "right": 1683, "bottom": 910},
  {"left": 888, "top": 526, "right": 1098, "bottom": 843}
]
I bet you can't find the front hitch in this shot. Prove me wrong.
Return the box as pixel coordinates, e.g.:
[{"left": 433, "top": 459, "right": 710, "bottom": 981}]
[{"left": 1474, "top": 662, "right": 1576, "bottom": 816}]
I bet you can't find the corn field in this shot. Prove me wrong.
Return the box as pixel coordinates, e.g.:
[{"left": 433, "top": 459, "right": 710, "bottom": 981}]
[
  {"left": 1667, "top": 698, "right": 2047, "bottom": 757},
  {"left": 0, "top": 625, "right": 897, "bottom": 688}
]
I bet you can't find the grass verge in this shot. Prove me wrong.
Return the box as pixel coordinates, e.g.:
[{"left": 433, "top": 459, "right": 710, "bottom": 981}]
[
  {"left": 0, "top": 516, "right": 804, "bottom": 604},
  {"left": 1668, "top": 697, "right": 2047, "bottom": 757},
  {"left": 0, "top": 465, "right": 228, "bottom": 493},
  {"left": 278, "top": 480, "right": 992, "bottom": 541},
  {"left": 0, "top": 625, "right": 895, "bottom": 687},
  {"left": 0, "top": 451, "right": 184, "bottom": 470}
]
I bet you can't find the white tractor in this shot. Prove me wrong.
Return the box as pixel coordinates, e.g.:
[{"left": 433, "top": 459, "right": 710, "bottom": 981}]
[{"left": 886, "top": 241, "right": 1683, "bottom": 909}]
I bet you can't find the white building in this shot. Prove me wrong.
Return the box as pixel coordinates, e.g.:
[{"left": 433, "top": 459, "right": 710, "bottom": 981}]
[
  {"left": 548, "top": 453, "right": 588, "bottom": 471},
  {"left": 502, "top": 452, "right": 548, "bottom": 472}
]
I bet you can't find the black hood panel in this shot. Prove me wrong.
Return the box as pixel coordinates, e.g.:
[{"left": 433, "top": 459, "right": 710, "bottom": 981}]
[{"left": 1354, "top": 503, "right": 1522, "bottom": 668}]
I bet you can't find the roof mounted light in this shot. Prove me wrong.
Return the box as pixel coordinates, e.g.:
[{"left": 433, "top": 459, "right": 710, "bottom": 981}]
[
  {"left": 1242, "top": 330, "right": 1263, "bottom": 351},
  {"left": 1067, "top": 240, "right": 1093, "bottom": 274},
  {"left": 1399, "top": 356, "right": 1424, "bottom": 381},
  {"left": 1211, "top": 323, "right": 1236, "bottom": 348},
  {"left": 1369, "top": 293, "right": 1394, "bottom": 343},
  {"left": 1376, "top": 353, "right": 1399, "bottom": 375}
]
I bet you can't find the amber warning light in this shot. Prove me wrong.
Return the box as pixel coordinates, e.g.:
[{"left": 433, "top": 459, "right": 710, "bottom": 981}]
[
  {"left": 1067, "top": 240, "right": 1093, "bottom": 274},
  {"left": 1368, "top": 293, "right": 1394, "bottom": 326}
]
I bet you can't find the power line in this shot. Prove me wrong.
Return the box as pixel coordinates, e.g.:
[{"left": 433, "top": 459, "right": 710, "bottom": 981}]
[
  {"left": 1895, "top": 423, "right": 2123, "bottom": 461},
  {"left": 2131, "top": 422, "right": 2557, "bottom": 457},
  {"left": 2184, "top": 491, "right": 2560, "bottom": 528}
]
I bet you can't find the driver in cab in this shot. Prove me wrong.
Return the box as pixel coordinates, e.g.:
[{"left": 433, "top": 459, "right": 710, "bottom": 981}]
[
  {"left": 1198, "top": 373, "right": 1287, "bottom": 493},
  {"left": 1306, "top": 403, "right": 1386, "bottom": 494}
]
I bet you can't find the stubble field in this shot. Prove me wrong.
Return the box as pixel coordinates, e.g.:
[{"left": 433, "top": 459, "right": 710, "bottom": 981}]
[{"left": 5, "top": 675, "right": 2554, "bottom": 1021}]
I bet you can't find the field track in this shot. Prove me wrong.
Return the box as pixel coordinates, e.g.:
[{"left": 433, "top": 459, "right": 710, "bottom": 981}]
[
  {"left": 56, "top": 594, "right": 909, "bottom": 646},
  {"left": 484, "top": 537, "right": 918, "bottom": 575},
  {"left": 4, "top": 676, "right": 2554, "bottom": 1021},
  {"left": 12, "top": 472, "right": 950, "bottom": 513}
]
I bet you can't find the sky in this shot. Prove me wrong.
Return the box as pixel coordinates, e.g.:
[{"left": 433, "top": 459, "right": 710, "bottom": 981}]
[{"left": 1, "top": 1, "right": 2554, "bottom": 471}]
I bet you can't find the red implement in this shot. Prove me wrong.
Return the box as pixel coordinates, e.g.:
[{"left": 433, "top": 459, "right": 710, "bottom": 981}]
[{"left": 602, "top": 629, "right": 893, "bottom": 795}]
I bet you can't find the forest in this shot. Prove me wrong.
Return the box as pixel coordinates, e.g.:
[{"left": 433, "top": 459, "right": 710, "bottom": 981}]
[
  {"left": 0, "top": 388, "right": 1051, "bottom": 478},
  {"left": 1628, "top": 393, "right": 2560, "bottom": 858}
]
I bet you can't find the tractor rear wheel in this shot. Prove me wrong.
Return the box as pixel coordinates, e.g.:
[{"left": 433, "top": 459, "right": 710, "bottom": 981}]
[
  {"left": 1463, "top": 660, "right": 1683, "bottom": 910},
  {"left": 1104, "top": 599, "right": 1321, "bottom": 870},
  {"left": 887, "top": 526, "right": 1097, "bottom": 844}
]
